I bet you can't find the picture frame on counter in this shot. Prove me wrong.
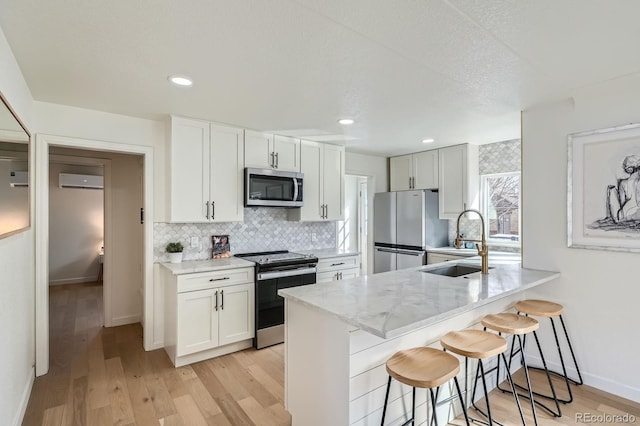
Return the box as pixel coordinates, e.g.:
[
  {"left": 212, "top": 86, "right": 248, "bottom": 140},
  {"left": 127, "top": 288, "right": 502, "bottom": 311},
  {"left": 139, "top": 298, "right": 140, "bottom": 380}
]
[
  {"left": 212, "top": 235, "right": 231, "bottom": 258},
  {"left": 568, "top": 122, "right": 640, "bottom": 252}
]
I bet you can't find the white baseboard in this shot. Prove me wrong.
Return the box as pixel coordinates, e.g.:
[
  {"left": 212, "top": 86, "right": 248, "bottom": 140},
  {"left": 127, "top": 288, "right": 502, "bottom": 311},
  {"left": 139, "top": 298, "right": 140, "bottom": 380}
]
[
  {"left": 49, "top": 276, "right": 98, "bottom": 285},
  {"left": 13, "top": 366, "right": 35, "bottom": 426},
  {"left": 527, "top": 354, "right": 640, "bottom": 403},
  {"left": 110, "top": 314, "right": 141, "bottom": 327}
]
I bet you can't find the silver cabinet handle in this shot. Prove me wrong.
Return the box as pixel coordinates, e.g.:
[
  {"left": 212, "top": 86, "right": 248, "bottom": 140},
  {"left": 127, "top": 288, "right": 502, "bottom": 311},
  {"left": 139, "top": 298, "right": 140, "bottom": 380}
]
[
  {"left": 270, "top": 152, "right": 275, "bottom": 168},
  {"left": 330, "top": 262, "right": 345, "bottom": 267},
  {"left": 275, "top": 152, "right": 279, "bottom": 168},
  {"left": 325, "top": 204, "right": 328, "bottom": 219},
  {"left": 214, "top": 290, "right": 218, "bottom": 311},
  {"left": 212, "top": 201, "right": 215, "bottom": 220},
  {"left": 339, "top": 272, "right": 343, "bottom": 279},
  {"left": 220, "top": 290, "right": 224, "bottom": 310},
  {"left": 335, "top": 272, "right": 339, "bottom": 280},
  {"left": 209, "top": 277, "right": 230, "bottom": 282},
  {"left": 206, "top": 201, "right": 210, "bottom": 219}
]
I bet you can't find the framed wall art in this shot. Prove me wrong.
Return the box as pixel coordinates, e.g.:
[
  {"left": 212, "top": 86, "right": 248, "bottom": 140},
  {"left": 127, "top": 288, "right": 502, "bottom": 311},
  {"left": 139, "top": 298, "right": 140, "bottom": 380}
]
[{"left": 568, "top": 123, "right": 640, "bottom": 251}]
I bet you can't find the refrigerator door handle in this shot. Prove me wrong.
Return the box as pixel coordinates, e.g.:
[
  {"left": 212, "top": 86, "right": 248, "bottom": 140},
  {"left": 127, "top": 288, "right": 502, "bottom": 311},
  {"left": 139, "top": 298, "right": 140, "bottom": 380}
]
[
  {"left": 396, "top": 250, "right": 422, "bottom": 256},
  {"left": 375, "top": 247, "right": 397, "bottom": 253}
]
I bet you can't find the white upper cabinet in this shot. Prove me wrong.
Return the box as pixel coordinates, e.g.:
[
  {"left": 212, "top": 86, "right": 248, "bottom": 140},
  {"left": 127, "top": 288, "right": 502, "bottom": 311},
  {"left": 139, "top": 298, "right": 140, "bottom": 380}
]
[
  {"left": 169, "top": 116, "right": 244, "bottom": 223},
  {"left": 413, "top": 150, "right": 439, "bottom": 190},
  {"left": 389, "top": 150, "right": 438, "bottom": 191},
  {"left": 438, "top": 144, "right": 479, "bottom": 219},
  {"left": 244, "top": 130, "right": 300, "bottom": 172},
  {"left": 389, "top": 154, "right": 413, "bottom": 191},
  {"left": 288, "top": 140, "right": 344, "bottom": 222}
]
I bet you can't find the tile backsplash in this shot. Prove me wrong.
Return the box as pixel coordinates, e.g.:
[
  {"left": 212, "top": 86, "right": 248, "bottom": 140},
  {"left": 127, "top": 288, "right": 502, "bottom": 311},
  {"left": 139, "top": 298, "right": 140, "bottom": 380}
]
[{"left": 154, "top": 208, "right": 336, "bottom": 262}]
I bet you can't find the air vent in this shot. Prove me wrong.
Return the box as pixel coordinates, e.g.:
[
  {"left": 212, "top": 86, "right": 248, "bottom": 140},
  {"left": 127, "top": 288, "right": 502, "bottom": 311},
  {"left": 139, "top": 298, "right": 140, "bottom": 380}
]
[
  {"left": 9, "top": 171, "right": 28, "bottom": 187},
  {"left": 59, "top": 173, "right": 104, "bottom": 189}
]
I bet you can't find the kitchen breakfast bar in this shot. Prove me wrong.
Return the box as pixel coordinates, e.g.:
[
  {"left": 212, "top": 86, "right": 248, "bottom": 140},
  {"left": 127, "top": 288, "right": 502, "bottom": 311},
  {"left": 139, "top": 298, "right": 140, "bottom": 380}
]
[{"left": 278, "top": 260, "right": 560, "bottom": 426}]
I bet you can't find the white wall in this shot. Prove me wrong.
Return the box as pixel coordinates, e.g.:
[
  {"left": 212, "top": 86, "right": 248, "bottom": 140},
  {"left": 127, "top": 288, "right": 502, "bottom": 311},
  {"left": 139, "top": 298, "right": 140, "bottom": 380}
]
[
  {"left": 49, "top": 163, "right": 104, "bottom": 285},
  {"left": 522, "top": 73, "right": 640, "bottom": 402},
  {"left": 33, "top": 101, "right": 166, "bottom": 221},
  {"left": 345, "top": 151, "right": 388, "bottom": 275},
  {"left": 0, "top": 24, "right": 35, "bottom": 426}
]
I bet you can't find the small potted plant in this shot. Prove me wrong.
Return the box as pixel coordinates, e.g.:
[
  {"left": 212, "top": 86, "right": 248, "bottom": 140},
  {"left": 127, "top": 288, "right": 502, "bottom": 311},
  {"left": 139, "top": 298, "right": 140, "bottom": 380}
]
[{"left": 166, "top": 242, "right": 184, "bottom": 263}]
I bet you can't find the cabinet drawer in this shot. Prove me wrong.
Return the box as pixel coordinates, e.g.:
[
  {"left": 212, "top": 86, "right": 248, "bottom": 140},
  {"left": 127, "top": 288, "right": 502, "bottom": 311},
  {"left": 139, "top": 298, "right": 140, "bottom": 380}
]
[
  {"left": 177, "top": 267, "right": 253, "bottom": 293},
  {"left": 317, "top": 255, "right": 359, "bottom": 272}
]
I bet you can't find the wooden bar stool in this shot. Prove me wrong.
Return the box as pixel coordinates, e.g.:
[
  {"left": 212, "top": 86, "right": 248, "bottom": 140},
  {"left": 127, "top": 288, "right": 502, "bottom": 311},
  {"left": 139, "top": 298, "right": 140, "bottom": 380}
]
[
  {"left": 515, "top": 300, "right": 583, "bottom": 404},
  {"left": 380, "top": 347, "right": 469, "bottom": 426},
  {"left": 481, "top": 313, "right": 560, "bottom": 424},
  {"left": 440, "top": 329, "right": 525, "bottom": 425}
]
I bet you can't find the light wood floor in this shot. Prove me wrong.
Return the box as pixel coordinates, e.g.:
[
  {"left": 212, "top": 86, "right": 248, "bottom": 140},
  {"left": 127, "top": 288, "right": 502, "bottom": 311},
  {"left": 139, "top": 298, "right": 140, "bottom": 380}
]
[{"left": 23, "top": 283, "right": 639, "bottom": 425}]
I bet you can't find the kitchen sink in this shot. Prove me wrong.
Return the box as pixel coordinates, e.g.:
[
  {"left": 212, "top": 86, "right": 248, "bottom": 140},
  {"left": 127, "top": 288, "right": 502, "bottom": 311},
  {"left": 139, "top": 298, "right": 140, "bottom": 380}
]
[{"left": 422, "top": 264, "right": 487, "bottom": 277}]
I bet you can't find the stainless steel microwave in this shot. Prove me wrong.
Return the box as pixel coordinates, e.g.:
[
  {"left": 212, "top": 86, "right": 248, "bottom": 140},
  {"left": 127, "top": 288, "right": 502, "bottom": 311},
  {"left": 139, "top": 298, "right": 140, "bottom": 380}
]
[{"left": 245, "top": 168, "right": 304, "bottom": 207}]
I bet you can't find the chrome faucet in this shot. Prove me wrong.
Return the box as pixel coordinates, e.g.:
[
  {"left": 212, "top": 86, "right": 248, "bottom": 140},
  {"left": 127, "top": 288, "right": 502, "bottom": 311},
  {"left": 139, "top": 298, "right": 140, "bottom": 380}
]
[{"left": 455, "top": 209, "right": 489, "bottom": 274}]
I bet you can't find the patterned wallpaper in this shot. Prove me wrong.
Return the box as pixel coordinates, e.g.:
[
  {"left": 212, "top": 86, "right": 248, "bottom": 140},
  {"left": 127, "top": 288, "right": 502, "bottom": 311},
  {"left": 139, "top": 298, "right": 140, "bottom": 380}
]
[
  {"left": 448, "top": 139, "right": 521, "bottom": 252},
  {"left": 154, "top": 208, "right": 336, "bottom": 262}
]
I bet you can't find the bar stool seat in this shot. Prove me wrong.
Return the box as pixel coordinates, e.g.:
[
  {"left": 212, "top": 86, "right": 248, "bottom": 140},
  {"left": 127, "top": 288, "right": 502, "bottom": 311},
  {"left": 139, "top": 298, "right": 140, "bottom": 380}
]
[
  {"left": 386, "top": 347, "right": 460, "bottom": 388},
  {"left": 381, "top": 347, "right": 469, "bottom": 426},
  {"left": 482, "top": 312, "right": 539, "bottom": 335},
  {"left": 515, "top": 299, "right": 584, "bottom": 405},
  {"left": 441, "top": 329, "right": 507, "bottom": 359},
  {"left": 441, "top": 329, "right": 525, "bottom": 425},
  {"left": 515, "top": 300, "right": 563, "bottom": 317}
]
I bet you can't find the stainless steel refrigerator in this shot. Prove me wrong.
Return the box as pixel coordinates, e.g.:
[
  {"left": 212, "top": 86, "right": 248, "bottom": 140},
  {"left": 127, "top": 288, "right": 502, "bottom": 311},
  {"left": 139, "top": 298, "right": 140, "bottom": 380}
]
[{"left": 373, "top": 190, "right": 448, "bottom": 273}]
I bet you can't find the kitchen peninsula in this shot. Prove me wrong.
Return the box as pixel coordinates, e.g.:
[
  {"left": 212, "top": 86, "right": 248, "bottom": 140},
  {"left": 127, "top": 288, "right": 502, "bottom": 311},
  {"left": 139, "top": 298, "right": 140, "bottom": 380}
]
[{"left": 279, "top": 260, "right": 559, "bottom": 426}]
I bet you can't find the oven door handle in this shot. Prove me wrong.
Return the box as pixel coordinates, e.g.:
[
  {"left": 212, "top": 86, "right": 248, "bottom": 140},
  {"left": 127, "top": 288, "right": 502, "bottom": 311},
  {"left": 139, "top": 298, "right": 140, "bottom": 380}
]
[{"left": 258, "top": 267, "right": 317, "bottom": 280}]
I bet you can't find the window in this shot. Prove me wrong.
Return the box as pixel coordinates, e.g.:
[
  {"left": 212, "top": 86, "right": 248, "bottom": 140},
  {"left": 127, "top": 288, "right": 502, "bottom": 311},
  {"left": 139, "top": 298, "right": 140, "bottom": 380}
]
[{"left": 481, "top": 172, "right": 520, "bottom": 244}]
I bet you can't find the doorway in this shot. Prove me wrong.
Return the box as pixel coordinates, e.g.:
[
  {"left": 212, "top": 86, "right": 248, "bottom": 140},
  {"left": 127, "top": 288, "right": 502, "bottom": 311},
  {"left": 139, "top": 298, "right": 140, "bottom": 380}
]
[
  {"left": 35, "top": 134, "right": 153, "bottom": 376},
  {"left": 338, "top": 175, "right": 369, "bottom": 274}
]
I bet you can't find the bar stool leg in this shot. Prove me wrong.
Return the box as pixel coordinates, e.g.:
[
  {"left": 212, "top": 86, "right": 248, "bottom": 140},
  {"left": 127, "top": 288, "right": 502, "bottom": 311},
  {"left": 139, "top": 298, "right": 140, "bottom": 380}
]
[
  {"left": 429, "top": 388, "right": 438, "bottom": 426},
  {"left": 559, "top": 315, "right": 584, "bottom": 385},
  {"left": 453, "top": 376, "right": 471, "bottom": 425},
  {"left": 516, "top": 335, "right": 538, "bottom": 426},
  {"left": 381, "top": 376, "right": 392, "bottom": 426}
]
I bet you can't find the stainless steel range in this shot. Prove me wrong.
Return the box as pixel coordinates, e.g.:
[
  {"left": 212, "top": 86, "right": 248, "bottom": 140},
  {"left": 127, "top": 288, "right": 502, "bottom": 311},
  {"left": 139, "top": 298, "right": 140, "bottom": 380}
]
[{"left": 235, "top": 250, "right": 318, "bottom": 349}]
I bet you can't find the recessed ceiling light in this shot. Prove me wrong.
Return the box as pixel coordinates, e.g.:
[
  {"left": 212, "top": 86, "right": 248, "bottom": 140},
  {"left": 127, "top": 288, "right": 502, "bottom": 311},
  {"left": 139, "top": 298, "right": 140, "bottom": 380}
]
[
  {"left": 168, "top": 75, "right": 193, "bottom": 87},
  {"left": 422, "top": 138, "right": 435, "bottom": 144},
  {"left": 338, "top": 118, "right": 355, "bottom": 125}
]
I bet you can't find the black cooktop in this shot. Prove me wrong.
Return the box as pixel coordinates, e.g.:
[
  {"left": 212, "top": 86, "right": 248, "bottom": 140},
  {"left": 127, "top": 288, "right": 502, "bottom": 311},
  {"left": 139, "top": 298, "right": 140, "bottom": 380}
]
[{"left": 235, "top": 250, "right": 316, "bottom": 266}]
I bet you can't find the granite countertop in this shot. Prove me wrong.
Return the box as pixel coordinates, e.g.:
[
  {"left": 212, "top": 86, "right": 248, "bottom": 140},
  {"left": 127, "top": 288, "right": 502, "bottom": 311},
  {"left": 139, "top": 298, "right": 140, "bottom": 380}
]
[
  {"left": 160, "top": 257, "right": 255, "bottom": 275},
  {"left": 279, "top": 260, "right": 559, "bottom": 339},
  {"left": 296, "top": 248, "right": 360, "bottom": 259}
]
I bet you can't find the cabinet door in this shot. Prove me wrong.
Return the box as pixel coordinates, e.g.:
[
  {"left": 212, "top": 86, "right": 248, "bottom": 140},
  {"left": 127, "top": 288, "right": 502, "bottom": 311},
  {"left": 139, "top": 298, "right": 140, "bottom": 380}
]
[
  {"left": 316, "top": 271, "right": 337, "bottom": 283},
  {"left": 413, "top": 150, "right": 439, "bottom": 189},
  {"left": 218, "top": 283, "right": 255, "bottom": 346},
  {"left": 244, "top": 130, "right": 273, "bottom": 169},
  {"left": 439, "top": 144, "right": 467, "bottom": 219},
  {"left": 170, "top": 117, "right": 210, "bottom": 222},
  {"left": 323, "top": 144, "right": 345, "bottom": 221},
  {"left": 340, "top": 269, "right": 359, "bottom": 280},
  {"left": 210, "top": 123, "right": 244, "bottom": 222},
  {"left": 177, "top": 289, "right": 219, "bottom": 356},
  {"left": 296, "top": 140, "right": 323, "bottom": 221},
  {"left": 390, "top": 155, "right": 413, "bottom": 191},
  {"left": 273, "top": 135, "right": 300, "bottom": 172}
]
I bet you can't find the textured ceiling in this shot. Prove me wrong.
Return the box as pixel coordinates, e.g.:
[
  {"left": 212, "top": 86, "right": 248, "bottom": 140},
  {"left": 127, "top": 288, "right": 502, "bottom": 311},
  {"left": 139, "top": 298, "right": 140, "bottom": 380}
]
[{"left": 1, "top": 0, "right": 640, "bottom": 155}]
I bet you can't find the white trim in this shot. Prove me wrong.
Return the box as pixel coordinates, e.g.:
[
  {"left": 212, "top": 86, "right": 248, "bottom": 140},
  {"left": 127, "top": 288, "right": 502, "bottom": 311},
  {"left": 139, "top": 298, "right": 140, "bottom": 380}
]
[
  {"left": 526, "top": 354, "right": 640, "bottom": 403},
  {"left": 48, "top": 277, "right": 99, "bottom": 286},
  {"left": 12, "top": 366, "right": 35, "bottom": 426},
  {"left": 111, "top": 314, "right": 142, "bottom": 327},
  {"left": 35, "top": 134, "right": 154, "bottom": 376}
]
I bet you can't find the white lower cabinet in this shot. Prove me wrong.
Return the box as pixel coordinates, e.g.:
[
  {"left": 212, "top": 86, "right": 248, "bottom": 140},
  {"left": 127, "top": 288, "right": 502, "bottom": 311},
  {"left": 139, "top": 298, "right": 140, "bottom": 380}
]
[
  {"left": 316, "top": 254, "right": 360, "bottom": 283},
  {"left": 426, "top": 252, "right": 471, "bottom": 265},
  {"left": 164, "top": 267, "right": 255, "bottom": 367}
]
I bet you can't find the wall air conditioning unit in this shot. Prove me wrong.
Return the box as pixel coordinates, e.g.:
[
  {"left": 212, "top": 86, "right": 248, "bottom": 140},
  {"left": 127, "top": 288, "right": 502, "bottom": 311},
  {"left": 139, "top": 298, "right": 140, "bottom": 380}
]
[
  {"left": 59, "top": 173, "right": 104, "bottom": 189},
  {"left": 9, "top": 171, "right": 28, "bottom": 187}
]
